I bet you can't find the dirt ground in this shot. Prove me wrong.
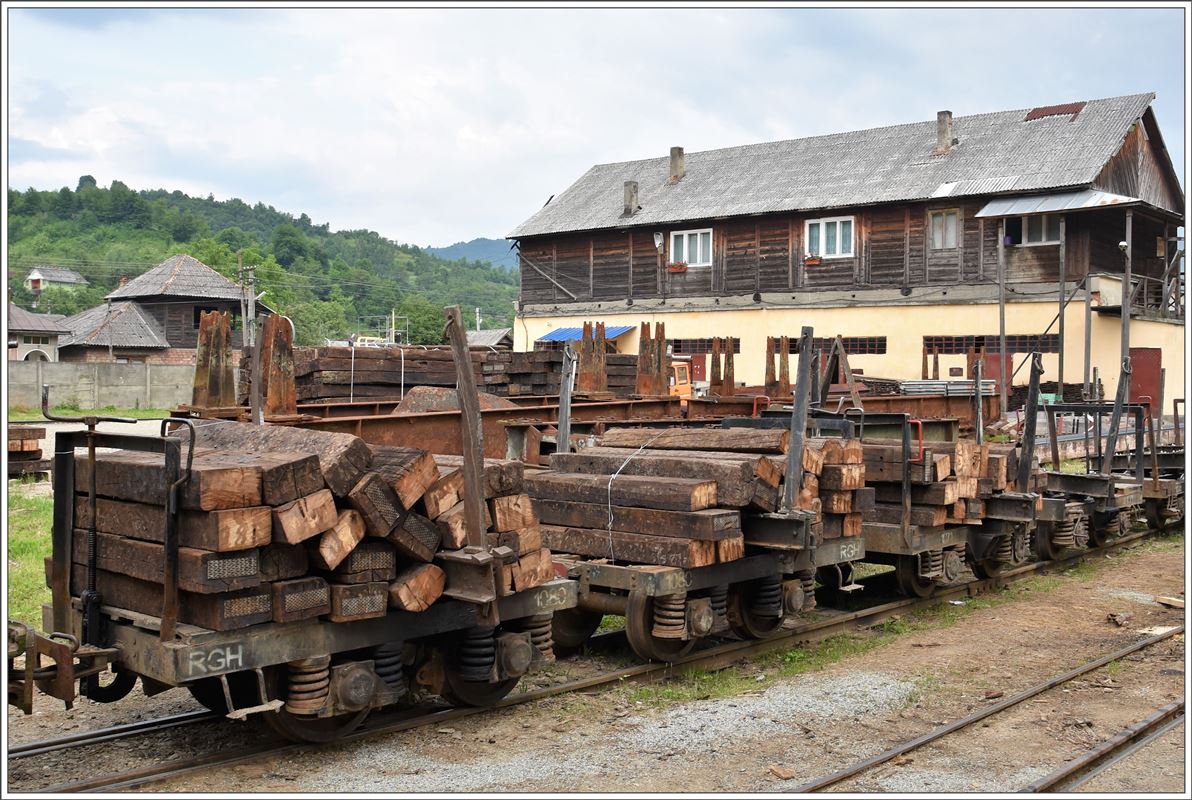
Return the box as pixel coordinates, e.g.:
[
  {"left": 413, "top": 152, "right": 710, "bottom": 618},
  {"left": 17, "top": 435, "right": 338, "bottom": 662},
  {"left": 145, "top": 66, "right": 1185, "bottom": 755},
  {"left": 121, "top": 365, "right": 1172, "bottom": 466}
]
[{"left": 7, "top": 536, "right": 1186, "bottom": 794}]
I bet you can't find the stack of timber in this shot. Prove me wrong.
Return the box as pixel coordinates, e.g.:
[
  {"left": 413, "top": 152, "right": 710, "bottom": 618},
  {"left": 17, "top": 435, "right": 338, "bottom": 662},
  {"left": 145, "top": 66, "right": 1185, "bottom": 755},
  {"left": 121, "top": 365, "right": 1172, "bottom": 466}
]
[
  {"left": 59, "top": 421, "right": 555, "bottom": 631},
  {"left": 528, "top": 426, "right": 798, "bottom": 568},
  {"left": 481, "top": 350, "right": 637, "bottom": 398},
  {"left": 795, "top": 438, "right": 872, "bottom": 540},
  {"left": 8, "top": 426, "right": 49, "bottom": 477},
  {"left": 241, "top": 345, "right": 640, "bottom": 402},
  {"left": 858, "top": 437, "right": 1036, "bottom": 527}
]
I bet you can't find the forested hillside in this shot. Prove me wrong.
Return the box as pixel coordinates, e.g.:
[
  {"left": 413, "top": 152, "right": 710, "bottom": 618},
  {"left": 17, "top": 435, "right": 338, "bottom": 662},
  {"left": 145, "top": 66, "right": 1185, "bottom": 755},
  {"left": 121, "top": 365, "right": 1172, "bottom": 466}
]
[
  {"left": 6, "top": 177, "right": 519, "bottom": 345},
  {"left": 425, "top": 238, "right": 518, "bottom": 270}
]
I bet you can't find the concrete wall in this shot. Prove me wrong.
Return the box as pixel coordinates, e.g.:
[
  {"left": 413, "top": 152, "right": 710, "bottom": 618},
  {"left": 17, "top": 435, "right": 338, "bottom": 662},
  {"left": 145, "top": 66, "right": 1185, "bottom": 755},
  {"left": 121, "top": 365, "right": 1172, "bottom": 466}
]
[{"left": 7, "top": 361, "right": 201, "bottom": 410}]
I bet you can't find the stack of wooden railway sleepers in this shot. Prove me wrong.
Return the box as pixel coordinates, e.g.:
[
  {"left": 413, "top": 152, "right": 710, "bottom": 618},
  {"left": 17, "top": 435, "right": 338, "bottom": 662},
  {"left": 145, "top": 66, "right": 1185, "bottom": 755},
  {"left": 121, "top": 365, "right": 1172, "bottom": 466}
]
[
  {"left": 858, "top": 437, "right": 1036, "bottom": 527},
  {"left": 284, "top": 346, "right": 488, "bottom": 402},
  {"left": 60, "top": 421, "right": 555, "bottom": 632},
  {"left": 528, "top": 426, "right": 802, "bottom": 568},
  {"left": 794, "top": 438, "right": 874, "bottom": 541},
  {"left": 484, "top": 350, "right": 638, "bottom": 397},
  {"left": 8, "top": 426, "right": 49, "bottom": 478}
]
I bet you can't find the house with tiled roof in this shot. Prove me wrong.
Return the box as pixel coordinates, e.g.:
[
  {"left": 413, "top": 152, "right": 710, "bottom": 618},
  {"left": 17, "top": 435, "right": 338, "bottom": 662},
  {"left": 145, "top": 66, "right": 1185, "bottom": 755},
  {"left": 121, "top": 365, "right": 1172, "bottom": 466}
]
[
  {"left": 509, "top": 92, "right": 1184, "bottom": 406},
  {"left": 7, "top": 304, "right": 70, "bottom": 361},
  {"left": 58, "top": 254, "right": 267, "bottom": 364}
]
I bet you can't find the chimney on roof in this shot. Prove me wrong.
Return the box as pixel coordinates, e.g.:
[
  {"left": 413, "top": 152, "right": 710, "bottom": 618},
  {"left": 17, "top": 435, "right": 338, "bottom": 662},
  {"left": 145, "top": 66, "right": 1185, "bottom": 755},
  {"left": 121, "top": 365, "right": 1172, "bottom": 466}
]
[
  {"left": 669, "top": 146, "right": 685, "bottom": 183},
  {"left": 935, "top": 110, "right": 954, "bottom": 155},
  {"left": 623, "top": 181, "right": 640, "bottom": 216}
]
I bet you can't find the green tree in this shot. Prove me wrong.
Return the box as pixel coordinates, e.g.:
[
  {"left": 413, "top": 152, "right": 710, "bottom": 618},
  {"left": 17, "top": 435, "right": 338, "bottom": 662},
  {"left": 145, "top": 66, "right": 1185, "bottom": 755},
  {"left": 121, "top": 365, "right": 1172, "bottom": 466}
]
[
  {"left": 50, "top": 187, "right": 76, "bottom": 219},
  {"left": 76, "top": 175, "right": 97, "bottom": 191}
]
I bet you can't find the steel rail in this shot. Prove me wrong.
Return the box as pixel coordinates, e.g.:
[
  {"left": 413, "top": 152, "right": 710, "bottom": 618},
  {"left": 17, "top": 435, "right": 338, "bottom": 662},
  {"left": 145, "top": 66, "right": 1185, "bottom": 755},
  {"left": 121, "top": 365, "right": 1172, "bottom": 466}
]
[
  {"left": 8, "top": 709, "right": 217, "bottom": 759},
  {"left": 34, "top": 527, "right": 1168, "bottom": 793},
  {"left": 1021, "top": 700, "right": 1185, "bottom": 793},
  {"left": 793, "top": 624, "right": 1184, "bottom": 793}
]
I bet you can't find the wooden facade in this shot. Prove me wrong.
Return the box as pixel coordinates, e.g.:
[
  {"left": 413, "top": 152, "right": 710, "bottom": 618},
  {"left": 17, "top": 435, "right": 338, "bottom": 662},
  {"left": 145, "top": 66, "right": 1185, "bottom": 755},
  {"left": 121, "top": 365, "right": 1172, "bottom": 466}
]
[
  {"left": 136, "top": 299, "right": 245, "bottom": 350},
  {"left": 518, "top": 199, "right": 1174, "bottom": 306}
]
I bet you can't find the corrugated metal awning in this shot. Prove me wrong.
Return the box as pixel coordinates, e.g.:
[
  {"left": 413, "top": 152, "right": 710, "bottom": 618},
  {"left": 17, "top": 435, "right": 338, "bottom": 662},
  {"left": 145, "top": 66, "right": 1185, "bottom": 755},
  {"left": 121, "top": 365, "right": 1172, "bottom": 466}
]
[
  {"left": 974, "top": 189, "right": 1139, "bottom": 218},
  {"left": 537, "top": 325, "right": 635, "bottom": 342}
]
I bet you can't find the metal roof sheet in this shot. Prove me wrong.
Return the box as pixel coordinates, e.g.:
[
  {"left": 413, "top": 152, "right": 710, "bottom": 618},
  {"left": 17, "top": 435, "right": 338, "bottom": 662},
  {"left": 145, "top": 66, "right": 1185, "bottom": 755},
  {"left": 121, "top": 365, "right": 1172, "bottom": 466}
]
[
  {"left": 974, "top": 189, "right": 1141, "bottom": 218},
  {"left": 510, "top": 93, "right": 1160, "bottom": 239},
  {"left": 7, "top": 304, "right": 70, "bottom": 334},
  {"left": 25, "top": 266, "right": 89, "bottom": 285},
  {"left": 106, "top": 254, "right": 243, "bottom": 301},
  {"left": 536, "top": 325, "right": 635, "bottom": 342},
  {"left": 466, "top": 327, "right": 513, "bottom": 347},
  {"left": 59, "top": 301, "right": 170, "bottom": 349}
]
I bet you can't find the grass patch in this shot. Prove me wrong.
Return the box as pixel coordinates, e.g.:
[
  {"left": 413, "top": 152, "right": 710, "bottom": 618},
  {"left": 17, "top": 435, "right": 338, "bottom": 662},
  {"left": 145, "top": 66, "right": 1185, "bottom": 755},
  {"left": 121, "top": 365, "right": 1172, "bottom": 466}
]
[
  {"left": 628, "top": 667, "right": 760, "bottom": 706},
  {"left": 8, "top": 405, "right": 172, "bottom": 421},
  {"left": 597, "top": 614, "right": 625, "bottom": 633},
  {"left": 7, "top": 489, "right": 54, "bottom": 626},
  {"left": 1058, "top": 458, "right": 1089, "bottom": 474}
]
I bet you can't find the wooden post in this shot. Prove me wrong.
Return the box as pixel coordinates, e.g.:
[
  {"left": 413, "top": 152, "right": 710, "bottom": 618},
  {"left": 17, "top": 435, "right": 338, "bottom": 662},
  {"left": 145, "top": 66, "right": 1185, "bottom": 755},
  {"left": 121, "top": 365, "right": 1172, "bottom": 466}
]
[
  {"left": 443, "top": 306, "right": 486, "bottom": 548},
  {"left": 778, "top": 336, "right": 791, "bottom": 397},
  {"left": 653, "top": 321, "right": 667, "bottom": 396},
  {"left": 723, "top": 338, "right": 735, "bottom": 396},
  {"left": 260, "top": 314, "right": 297, "bottom": 418},
  {"left": 710, "top": 336, "right": 722, "bottom": 394},
  {"left": 764, "top": 336, "right": 776, "bottom": 395},
  {"left": 1122, "top": 209, "right": 1133, "bottom": 366},
  {"left": 635, "top": 321, "right": 652, "bottom": 396}
]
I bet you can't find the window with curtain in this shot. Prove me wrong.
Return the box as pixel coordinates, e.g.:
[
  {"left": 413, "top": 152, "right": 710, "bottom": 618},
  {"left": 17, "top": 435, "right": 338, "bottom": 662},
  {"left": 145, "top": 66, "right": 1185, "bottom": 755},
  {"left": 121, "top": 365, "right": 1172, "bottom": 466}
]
[
  {"left": 804, "top": 216, "right": 854, "bottom": 258},
  {"left": 669, "top": 229, "right": 713, "bottom": 267},
  {"left": 930, "top": 210, "right": 959, "bottom": 249}
]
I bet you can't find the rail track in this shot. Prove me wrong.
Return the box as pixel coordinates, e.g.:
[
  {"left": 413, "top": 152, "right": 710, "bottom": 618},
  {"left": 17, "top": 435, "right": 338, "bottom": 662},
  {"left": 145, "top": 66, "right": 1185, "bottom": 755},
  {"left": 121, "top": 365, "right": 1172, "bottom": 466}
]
[
  {"left": 22, "top": 526, "right": 1172, "bottom": 793},
  {"left": 793, "top": 624, "right": 1184, "bottom": 792}
]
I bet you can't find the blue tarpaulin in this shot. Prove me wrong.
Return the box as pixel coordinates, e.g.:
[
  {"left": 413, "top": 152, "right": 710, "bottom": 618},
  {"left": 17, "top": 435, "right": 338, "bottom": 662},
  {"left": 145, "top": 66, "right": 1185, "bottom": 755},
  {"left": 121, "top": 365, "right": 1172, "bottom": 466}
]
[{"left": 536, "top": 325, "right": 635, "bottom": 342}]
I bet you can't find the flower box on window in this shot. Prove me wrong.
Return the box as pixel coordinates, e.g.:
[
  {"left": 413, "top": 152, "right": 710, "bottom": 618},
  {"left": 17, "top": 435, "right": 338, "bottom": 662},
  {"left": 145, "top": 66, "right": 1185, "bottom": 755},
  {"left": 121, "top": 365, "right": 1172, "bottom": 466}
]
[
  {"left": 803, "top": 254, "right": 822, "bottom": 267},
  {"left": 667, "top": 261, "right": 689, "bottom": 273}
]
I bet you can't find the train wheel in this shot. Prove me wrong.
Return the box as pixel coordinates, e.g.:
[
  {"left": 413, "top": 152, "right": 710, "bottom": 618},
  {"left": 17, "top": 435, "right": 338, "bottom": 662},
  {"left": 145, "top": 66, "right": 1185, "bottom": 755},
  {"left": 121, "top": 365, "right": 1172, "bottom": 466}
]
[
  {"left": 440, "top": 671, "right": 520, "bottom": 707},
  {"left": 624, "top": 592, "right": 696, "bottom": 663},
  {"left": 550, "top": 607, "right": 604, "bottom": 657},
  {"left": 726, "top": 583, "right": 785, "bottom": 640},
  {"left": 1088, "top": 512, "right": 1118, "bottom": 548},
  {"left": 969, "top": 559, "right": 1006, "bottom": 580},
  {"left": 1144, "top": 499, "right": 1165, "bottom": 531},
  {"left": 895, "top": 555, "right": 935, "bottom": 597},
  {"left": 1033, "top": 523, "right": 1061, "bottom": 562},
  {"left": 259, "top": 665, "right": 370, "bottom": 743}
]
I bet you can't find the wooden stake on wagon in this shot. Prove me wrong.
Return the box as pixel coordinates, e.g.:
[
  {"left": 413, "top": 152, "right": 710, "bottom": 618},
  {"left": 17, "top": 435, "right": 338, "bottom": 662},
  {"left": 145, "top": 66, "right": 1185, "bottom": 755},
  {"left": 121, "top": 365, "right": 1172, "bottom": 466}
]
[{"left": 444, "top": 305, "right": 487, "bottom": 548}]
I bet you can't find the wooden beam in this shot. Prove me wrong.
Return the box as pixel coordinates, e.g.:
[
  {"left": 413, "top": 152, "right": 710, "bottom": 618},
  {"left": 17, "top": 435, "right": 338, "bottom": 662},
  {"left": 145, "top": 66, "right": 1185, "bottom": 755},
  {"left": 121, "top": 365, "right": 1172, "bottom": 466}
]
[
  {"left": 526, "top": 472, "right": 718, "bottom": 511},
  {"left": 444, "top": 305, "right": 487, "bottom": 548}
]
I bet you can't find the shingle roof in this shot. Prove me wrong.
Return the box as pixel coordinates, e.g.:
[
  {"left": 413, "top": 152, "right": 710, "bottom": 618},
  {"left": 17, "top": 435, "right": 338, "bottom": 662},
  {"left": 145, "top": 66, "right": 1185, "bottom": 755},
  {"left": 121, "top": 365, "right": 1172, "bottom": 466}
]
[
  {"left": 26, "top": 266, "right": 89, "bottom": 285},
  {"left": 7, "top": 304, "right": 70, "bottom": 335},
  {"left": 510, "top": 93, "right": 1162, "bottom": 238},
  {"left": 106, "top": 254, "right": 243, "bottom": 301},
  {"left": 59, "top": 302, "right": 170, "bottom": 349},
  {"left": 466, "top": 328, "right": 513, "bottom": 348}
]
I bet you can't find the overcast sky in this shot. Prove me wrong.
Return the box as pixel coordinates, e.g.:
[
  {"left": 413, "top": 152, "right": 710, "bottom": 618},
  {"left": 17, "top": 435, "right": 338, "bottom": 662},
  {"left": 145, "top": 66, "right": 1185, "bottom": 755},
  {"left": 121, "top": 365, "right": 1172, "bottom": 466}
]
[{"left": 7, "top": 5, "right": 1187, "bottom": 247}]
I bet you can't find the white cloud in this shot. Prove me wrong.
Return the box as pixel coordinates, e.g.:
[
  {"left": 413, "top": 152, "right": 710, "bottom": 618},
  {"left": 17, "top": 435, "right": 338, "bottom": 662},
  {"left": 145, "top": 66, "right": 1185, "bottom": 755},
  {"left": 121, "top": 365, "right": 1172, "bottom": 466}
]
[{"left": 7, "top": 6, "right": 1186, "bottom": 245}]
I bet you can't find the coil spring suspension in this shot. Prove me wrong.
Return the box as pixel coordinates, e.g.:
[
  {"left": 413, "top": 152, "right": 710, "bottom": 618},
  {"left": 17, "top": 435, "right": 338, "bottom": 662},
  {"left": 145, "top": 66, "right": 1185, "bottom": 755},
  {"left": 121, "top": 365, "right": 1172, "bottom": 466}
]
[
  {"left": 707, "top": 586, "right": 730, "bottom": 632},
  {"left": 521, "top": 613, "right": 555, "bottom": 663},
  {"left": 799, "top": 571, "right": 817, "bottom": 611},
  {"left": 372, "top": 642, "right": 404, "bottom": 690},
  {"left": 1101, "top": 510, "right": 1122, "bottom": 538},
  {"left": 285, "top": 655, "right": 331, "bottom": 715},
  {"left": 458, "top": 626, "right": 497, "bottom": 682},
  {"left": 994, "top": 534, "right": 1015, "bottom": 563},
  {"left": 918, "top": 549, "right": 944, "bottom": 579},
  {"left": 652, "top": 592, "right": 687, "bottom": 639},
  {"left": 749, "top": 576, "right": 783, "bottom": 619}
]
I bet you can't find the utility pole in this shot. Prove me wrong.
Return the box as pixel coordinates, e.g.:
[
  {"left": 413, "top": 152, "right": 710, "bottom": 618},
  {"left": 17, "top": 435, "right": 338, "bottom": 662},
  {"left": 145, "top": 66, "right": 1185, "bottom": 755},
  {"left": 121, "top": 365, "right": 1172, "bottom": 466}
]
[
  {"left": 475, "top": 307, "right": 481, "bottom": 332},
  {"left": 245, "top": 263, "right": 258, "bottom": 349},
  {"left": 390, "top": 308, "right": 396, "bottom": 344}
]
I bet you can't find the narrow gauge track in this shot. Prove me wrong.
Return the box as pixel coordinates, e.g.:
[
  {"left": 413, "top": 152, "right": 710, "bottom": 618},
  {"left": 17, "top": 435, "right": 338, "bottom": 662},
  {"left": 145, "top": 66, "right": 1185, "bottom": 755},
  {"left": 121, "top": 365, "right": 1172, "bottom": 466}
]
[
  {"left": 793, "top": 624, "right": 1184, "bottom": 792},
  {"left": 1023, "top": 699, "right": 1185, "bottom": 792},
  {"left": 31, "top": 527, "right": 1169, "bottom": 794}
]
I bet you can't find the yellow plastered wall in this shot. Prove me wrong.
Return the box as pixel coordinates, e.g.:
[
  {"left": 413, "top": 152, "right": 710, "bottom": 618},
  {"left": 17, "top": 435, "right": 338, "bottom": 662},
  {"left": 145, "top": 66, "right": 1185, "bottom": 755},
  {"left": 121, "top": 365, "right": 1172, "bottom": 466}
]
[{"left": 514, "top": 302, "right": 1184, "bottom": 401}]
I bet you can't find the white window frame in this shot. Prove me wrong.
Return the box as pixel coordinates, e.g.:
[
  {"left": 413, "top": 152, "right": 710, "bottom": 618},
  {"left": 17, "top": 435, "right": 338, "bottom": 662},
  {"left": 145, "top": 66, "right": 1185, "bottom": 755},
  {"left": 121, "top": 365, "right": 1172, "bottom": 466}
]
[
  {"left": 669, "top": 228, "right": 713, "bottom": 268},
  {"left": 1017, "top": 213, "right": 1062, "bottom": 247},
  {"left": 929, "top": 209, "right": 959, "bottom": 250},
  {"left": 804, "top": 216, "right": 855, "bottom": 259}
]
